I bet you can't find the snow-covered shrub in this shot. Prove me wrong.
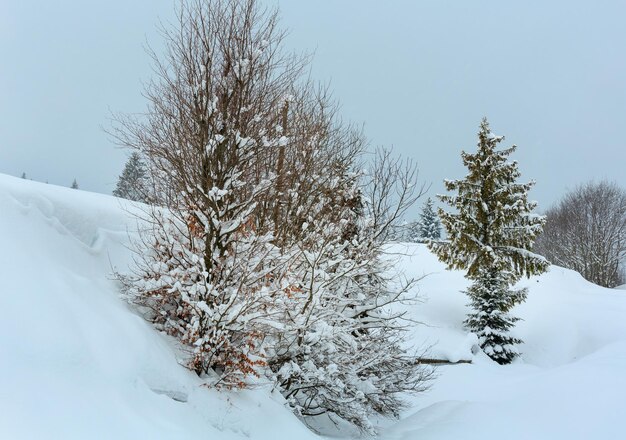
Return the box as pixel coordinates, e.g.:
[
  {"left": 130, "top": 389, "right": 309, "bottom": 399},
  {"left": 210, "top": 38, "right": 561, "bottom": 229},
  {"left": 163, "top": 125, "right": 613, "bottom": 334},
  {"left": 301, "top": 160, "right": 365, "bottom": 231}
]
[
  {"left": 112, "top": 0, "right": 308, "bottom": 387},
  {"left": 113, "top": 0, "right": 431, "bottom": 430},
  {"left": 268, "top": 152, "right": 432, "bottom": 434},
  {"left": 121, "top": 199, "right": 290, "bottom": 387}
]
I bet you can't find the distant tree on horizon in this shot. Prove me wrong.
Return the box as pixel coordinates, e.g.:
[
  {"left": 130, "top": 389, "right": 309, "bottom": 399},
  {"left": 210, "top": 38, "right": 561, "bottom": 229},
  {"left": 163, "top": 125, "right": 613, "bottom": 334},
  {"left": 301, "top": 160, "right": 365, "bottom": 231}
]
[
  {"left": 113, "top": 152, "right": 148, "bottom": 202},
  {"left": 71, "top": 179, "right": 79, "bottom": 189},
  {"left": 406, "top": 220, "right": 421, "bottom": 243},
  {"left": 535, "top": 181, "right": 626, "bottom": 288},
  {"left": 418, "top": 197, "right": 441, "bottom": 242}
]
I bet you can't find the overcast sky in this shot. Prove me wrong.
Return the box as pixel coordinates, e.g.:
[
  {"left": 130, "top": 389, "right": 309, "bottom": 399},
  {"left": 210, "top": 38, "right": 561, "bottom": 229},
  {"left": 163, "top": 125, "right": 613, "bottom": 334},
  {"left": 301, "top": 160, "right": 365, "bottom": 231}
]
[{"left": 2, "top": 1, "right": 625, "bottom": 215}]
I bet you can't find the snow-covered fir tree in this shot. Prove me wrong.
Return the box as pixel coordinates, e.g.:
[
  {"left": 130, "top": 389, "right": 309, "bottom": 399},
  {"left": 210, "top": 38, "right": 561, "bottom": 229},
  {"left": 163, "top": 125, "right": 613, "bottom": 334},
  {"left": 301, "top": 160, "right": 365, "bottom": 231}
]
[
  {"left": 418, "top": 197, "right": 441, "bottom": 241},
  {"left": 71, "top": 179, "right": 79, "bottom": 189},
  {"left": 113, "top": 152, "right": 148, "bottom": 202},
  {"left": 428, "top": 118, "right": 548, "bottom": 364}
]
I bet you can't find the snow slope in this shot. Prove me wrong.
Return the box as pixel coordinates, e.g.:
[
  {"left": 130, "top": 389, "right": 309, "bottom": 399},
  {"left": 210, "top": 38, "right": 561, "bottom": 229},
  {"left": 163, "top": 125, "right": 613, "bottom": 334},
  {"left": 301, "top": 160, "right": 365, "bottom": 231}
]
[
  {"left": 383, "top": 244, "right": 626, "bottom": 439},
  {"left": 0, "top": 174, "right": 317, "bottom": 440},
  {"left": 1, "top": 173, "right": 625, "bottom": 439}
]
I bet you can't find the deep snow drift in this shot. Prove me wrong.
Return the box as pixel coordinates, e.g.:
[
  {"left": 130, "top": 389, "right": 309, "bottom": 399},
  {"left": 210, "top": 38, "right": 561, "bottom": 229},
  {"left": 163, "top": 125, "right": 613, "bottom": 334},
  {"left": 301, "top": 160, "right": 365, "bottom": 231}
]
[
  {"left": 388, "top": 244, "right": 626, "bottom": 439},
  {"left": 0, "top": 174, "right": 317, "bottom": 440},
  {"left": 1, "top": 173, "right": 625, "bottom": 439}
]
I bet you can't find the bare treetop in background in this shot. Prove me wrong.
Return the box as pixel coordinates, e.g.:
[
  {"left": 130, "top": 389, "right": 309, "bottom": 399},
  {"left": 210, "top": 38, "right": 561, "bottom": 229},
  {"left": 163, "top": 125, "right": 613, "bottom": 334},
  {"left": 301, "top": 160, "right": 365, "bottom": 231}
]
[{"left": 535, "top": 181, "right": 626, "bottom": 288}]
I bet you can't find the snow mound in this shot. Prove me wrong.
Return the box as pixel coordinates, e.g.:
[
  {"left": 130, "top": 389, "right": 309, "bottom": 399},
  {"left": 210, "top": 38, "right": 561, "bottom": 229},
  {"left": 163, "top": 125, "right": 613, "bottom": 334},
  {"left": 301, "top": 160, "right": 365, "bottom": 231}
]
[
  {"left": 384, "top": 243, "right": 626, "bottom": 439},
  {"left": 0, "top": 174, "right": 316, "bottom": 440},
  {"left": 395, "top": 243, "right": 626, "bottom": 367}
]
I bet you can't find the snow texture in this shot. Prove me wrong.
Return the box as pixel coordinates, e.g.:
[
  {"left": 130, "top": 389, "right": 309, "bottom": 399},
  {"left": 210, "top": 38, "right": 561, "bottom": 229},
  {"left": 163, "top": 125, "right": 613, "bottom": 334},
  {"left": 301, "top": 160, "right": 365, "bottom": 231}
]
[
  {"left": 0, "top": 174, "right": 317, "bottom": 440},
  {"left": 1, "top": 173, "right": 625, "bottom": 438}
]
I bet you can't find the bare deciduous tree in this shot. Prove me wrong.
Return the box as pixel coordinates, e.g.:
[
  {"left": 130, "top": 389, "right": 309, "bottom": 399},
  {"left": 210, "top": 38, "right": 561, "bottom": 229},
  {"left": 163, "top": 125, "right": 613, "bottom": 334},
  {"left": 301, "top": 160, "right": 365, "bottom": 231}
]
[
  {"left": 535, "top": 181, "right": 626, "bottom": 288},
  {"left": 363, "top": 147, "right": 428, "bottom": 243},
  {"left": 111, "top": 0, "right": 309, "bottom": 387},
  {"left": 111, "top": 0, "right": 431, "bottom": 431}
]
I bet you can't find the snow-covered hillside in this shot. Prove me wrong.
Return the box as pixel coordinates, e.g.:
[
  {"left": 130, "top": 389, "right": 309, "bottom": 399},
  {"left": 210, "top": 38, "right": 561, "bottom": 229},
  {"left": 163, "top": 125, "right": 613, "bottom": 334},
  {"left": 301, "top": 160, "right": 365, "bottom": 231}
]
[
  {"left": 0, "top": 174, "right": 317, "bottom": 440},
  {"left": 1, "top": 173, "right": 625, "bottom": 439},
  {"left": 388, "top": 244, "right": 626, "bottom": 439}
]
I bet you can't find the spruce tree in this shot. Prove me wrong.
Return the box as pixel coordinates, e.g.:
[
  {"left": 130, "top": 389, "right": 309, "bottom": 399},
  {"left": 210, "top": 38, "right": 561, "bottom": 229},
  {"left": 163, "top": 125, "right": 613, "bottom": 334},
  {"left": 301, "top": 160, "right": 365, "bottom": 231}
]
[
  {"left": 113, "top": 152, "right": 147, "bottom": 202},
  {"left": 429, "top": 118, "right": 548, "bottom": 364},
  {"left": 71, "top": 179, "right": 79, "bottom": 189},
  {"left": 418, "top": 197, "right": 441, "bottom": 241}
]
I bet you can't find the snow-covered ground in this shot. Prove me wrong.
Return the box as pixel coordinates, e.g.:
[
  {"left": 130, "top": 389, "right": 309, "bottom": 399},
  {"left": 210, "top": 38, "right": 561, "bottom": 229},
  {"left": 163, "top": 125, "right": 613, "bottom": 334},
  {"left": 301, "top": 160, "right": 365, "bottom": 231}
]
[
  {"left": 0, "top": 174, "right": 317, "bottom": 440},
  {"left": 1, "top": 173, "right": 625, "bottom": 439},
  {"left": 387, "top": 244, "right": 626, "bottom": 439}
]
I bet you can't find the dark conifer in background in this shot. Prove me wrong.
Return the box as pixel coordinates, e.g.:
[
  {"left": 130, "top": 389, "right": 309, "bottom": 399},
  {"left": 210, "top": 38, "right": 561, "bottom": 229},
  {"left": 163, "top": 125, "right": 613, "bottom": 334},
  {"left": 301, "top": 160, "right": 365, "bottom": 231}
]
[{"left": 113, "top": 152, "right": 147, "bottom": 202}]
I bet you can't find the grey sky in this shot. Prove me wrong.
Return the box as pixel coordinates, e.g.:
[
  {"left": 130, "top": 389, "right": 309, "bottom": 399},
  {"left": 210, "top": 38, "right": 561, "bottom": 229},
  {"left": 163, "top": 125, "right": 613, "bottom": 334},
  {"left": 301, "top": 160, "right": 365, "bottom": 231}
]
[{"left": 2, "top": 1, "right": 625, "bottom": 215}]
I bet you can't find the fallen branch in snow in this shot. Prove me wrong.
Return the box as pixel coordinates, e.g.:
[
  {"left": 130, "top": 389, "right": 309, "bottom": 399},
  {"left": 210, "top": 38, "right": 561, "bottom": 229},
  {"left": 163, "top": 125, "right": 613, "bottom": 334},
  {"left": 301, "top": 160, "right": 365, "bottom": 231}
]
[
  {"left": 416, "top": 358, "right": 472, "bottom": 365},
  {"left": 151, "top": 389, "right": 188, "bottom": 403}
]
